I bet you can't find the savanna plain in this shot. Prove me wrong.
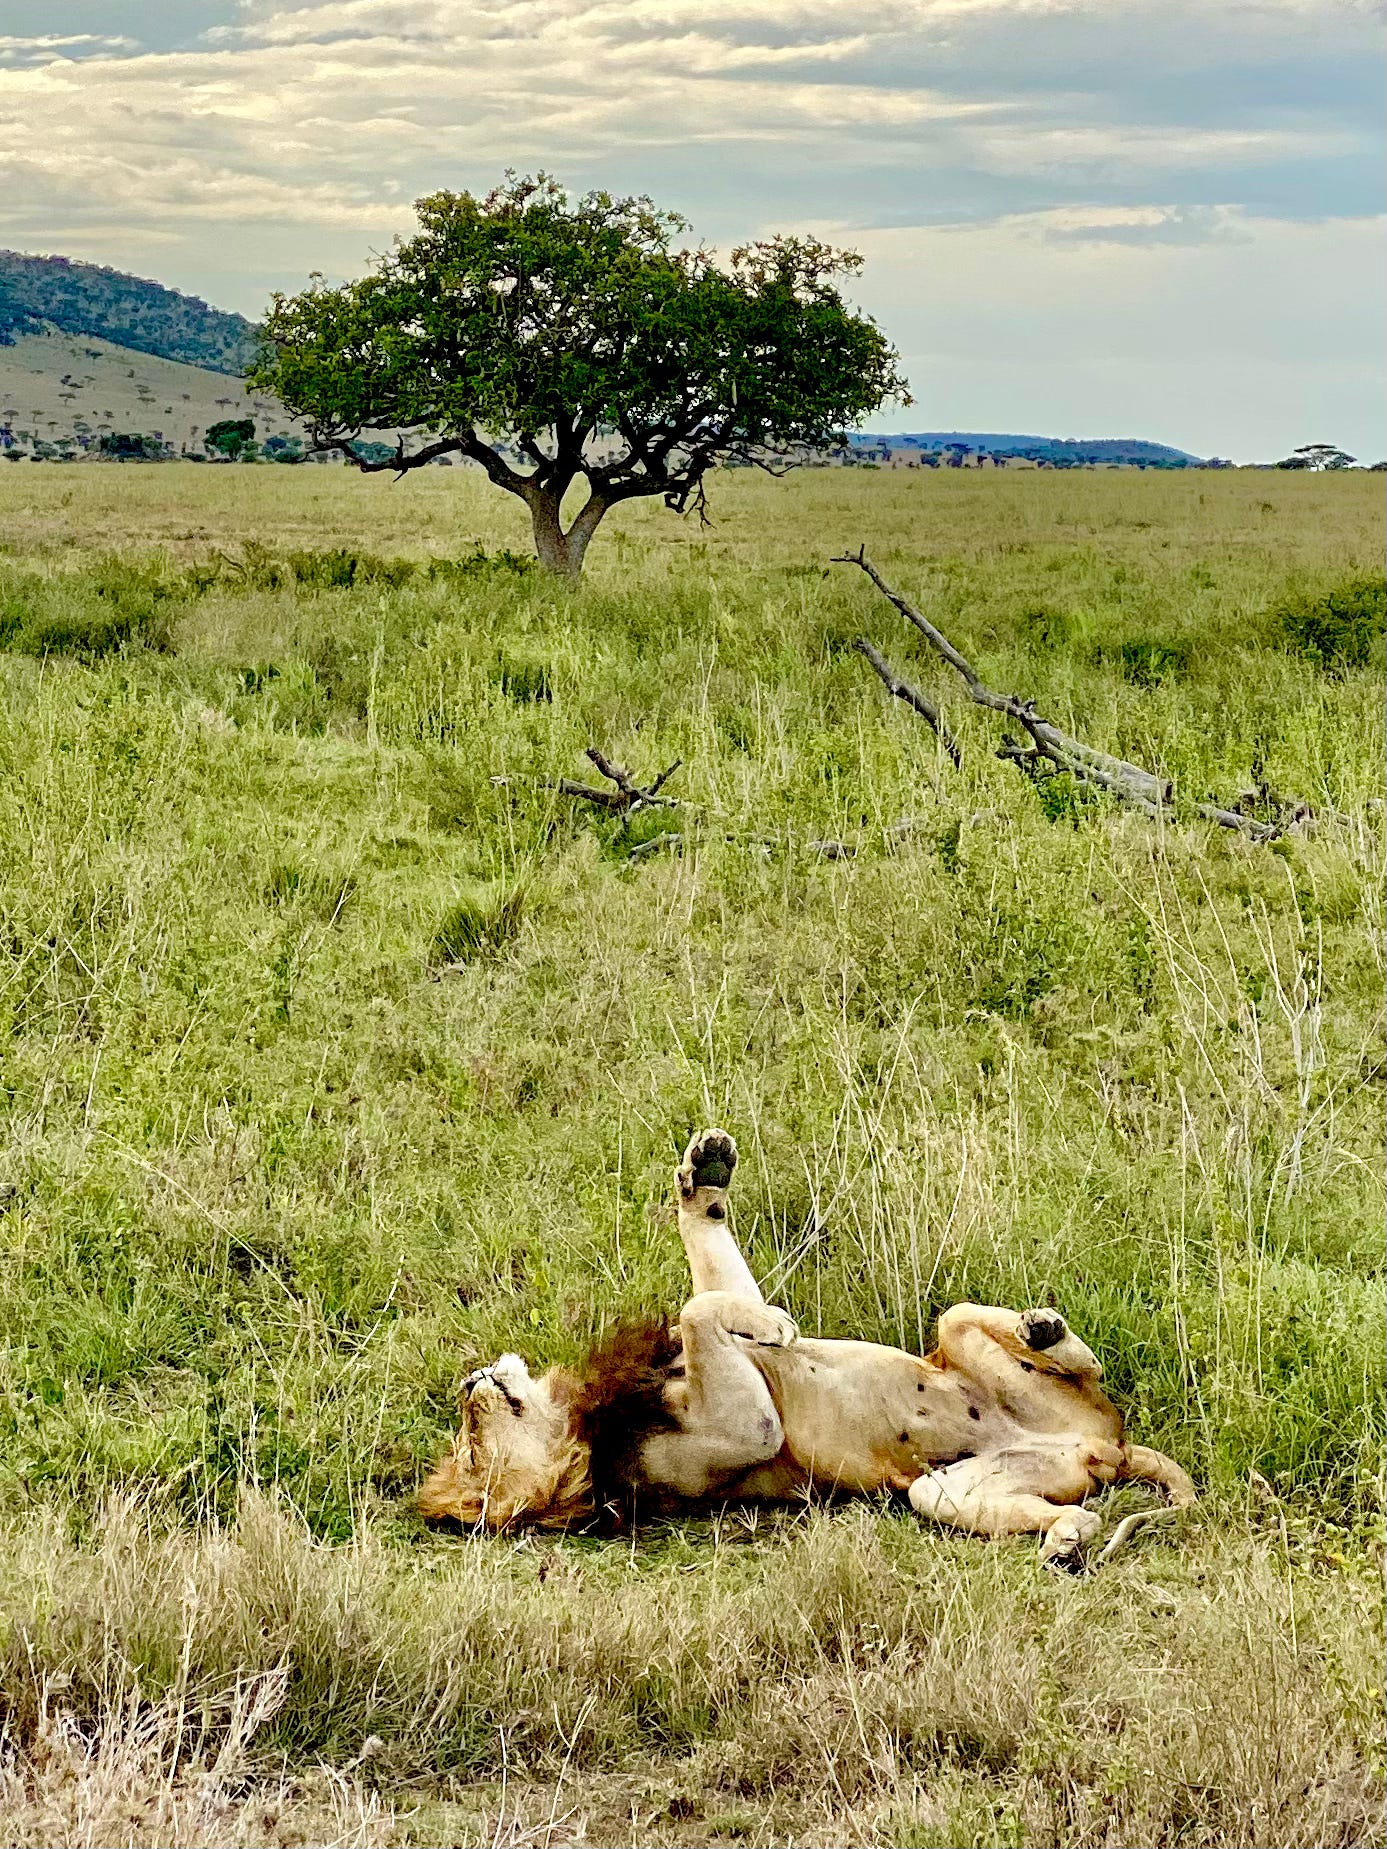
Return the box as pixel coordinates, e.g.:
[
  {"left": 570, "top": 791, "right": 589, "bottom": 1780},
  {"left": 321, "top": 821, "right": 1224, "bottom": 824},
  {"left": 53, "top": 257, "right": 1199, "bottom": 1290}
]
[{"left": 0, "top": 464, "right": 1382, "bottom": 1848}]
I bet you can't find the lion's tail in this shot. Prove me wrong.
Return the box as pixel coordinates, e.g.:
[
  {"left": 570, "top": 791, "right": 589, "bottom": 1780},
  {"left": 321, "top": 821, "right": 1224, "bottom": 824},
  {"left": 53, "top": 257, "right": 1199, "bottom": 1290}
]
[
  {"left": 1120, "top": 1443, "right": 1198, "bottom": 1508},
  {"left": 1097, "top": 1445, "right": 1197, "bottom": 1566}
]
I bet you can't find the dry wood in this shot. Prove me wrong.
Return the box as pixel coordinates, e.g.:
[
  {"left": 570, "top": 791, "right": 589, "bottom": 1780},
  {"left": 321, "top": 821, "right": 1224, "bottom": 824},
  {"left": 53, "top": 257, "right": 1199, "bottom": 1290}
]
[
  {"left": 627, "top": 832, "right": 684, "bottom": 861},
  {"left": 834, "top": 548, "right": 1292, "bottom": 842},
  {"left": 550, "top": 747, "right": 684, "bottom": 816},
  {"left": 854, "top": 639, "right": 963, "bottom": 769}
]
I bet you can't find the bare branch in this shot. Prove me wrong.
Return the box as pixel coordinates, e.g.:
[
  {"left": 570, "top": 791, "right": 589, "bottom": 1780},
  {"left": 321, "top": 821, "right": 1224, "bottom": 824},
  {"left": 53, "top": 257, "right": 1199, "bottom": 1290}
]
[
  {"left": 835, "top": 549, "right": 1295, "bottom": 843},
  {"left": 585, "top": 747, "right": 640, "bottom": 796},
  {"left": 551, "top": 778, "right": 629, "bottom": 813},
  {"left": 627, "top": 832, "right": 683, "bottom": 861},
  {"left": 854, "top": 639, "right": 963, "bottom": 770},
  {"left": 647, "top": 758, "right": 684, "bottom": 796},
  {"left": 541, "top": 748, "right": 687, "bottom": 818}
]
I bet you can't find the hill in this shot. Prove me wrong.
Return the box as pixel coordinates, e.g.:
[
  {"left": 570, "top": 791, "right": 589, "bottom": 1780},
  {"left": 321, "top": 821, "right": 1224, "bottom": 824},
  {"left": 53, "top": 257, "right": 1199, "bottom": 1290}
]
[
  {"left": 851, "top": 430, "right": 1201, "bottom": 466},
  {"left": 0, "top": 329, "right": 306, "bottom": 460},
  {"left": 0, "top": 250, "right": 258, "bottom": 375}
]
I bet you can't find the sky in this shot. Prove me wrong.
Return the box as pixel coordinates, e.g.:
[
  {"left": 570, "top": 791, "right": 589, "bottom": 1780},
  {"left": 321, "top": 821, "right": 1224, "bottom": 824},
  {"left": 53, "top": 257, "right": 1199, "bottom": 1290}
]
[{"left": 1, "top": 0, "right": 1382, "bottom": 460}]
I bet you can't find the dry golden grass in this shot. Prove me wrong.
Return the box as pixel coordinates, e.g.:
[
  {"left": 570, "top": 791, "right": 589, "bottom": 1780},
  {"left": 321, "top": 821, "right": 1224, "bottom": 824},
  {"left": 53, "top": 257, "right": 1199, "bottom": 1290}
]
[{"left": 1, "top": 1493, "right": 1381, "bottom": 1849}]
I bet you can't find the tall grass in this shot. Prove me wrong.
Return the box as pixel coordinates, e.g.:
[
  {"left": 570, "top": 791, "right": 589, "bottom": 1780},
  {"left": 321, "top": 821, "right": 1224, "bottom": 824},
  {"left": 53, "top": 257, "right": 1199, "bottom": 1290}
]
[{"left": 0, "top": 465, "right": 1380, "bottom": 1845}]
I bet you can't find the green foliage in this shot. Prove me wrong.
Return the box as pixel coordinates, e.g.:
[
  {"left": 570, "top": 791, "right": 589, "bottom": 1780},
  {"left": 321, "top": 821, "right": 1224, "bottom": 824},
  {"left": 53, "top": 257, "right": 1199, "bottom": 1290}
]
[
  {"left": 428, "top": 542, "right": 535, "bottom": 582},
  {"left": 0, "top": 248, "right": 257, "bottom": 372},
  {"left": 193, "top": 542, "right": 522, "bottom": 594},
  {"left": 0, "top": 555, "right": 177, "bottom": 658},
  {"left": 96, "top": 431, "right": 168, "bottom": 461},
  {"left": 348, "top": 439, "right": 396, "bottom": 466},
  {"left": 1276, "top": 444, "right": 1356, "bottom": 471},
  {"left": 1091, "top": 635, "right": 1190, "bottom": 686},
  {"left": 489, "top": 649, "right": 552, "bottom": 702},
  {"left": 205, "top": 416, "right": 255, "bottom": 460},
  {"left": 431, "top": 883, "right": 529, "bottom": 965},
  {"left": 1273, "top": 575, "right": 1386, "bottom": 674},
  {"left": 253, "top": 172, "right": 908, "bottom": 574}
]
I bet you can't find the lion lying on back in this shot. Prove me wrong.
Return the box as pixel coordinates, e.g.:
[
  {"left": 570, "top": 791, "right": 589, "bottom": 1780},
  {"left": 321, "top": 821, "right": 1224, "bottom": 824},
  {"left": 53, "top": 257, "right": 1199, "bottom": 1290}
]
[{"left": 420, "top": 1130, "right": 1195, "bottom": 1568}]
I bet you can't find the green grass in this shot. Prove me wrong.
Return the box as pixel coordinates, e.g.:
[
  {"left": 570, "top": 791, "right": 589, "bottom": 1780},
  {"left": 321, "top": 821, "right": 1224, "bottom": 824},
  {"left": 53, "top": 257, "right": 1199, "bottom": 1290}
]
[{"left": 0, "top": 464, "right": 1381, "bottom": 1846}]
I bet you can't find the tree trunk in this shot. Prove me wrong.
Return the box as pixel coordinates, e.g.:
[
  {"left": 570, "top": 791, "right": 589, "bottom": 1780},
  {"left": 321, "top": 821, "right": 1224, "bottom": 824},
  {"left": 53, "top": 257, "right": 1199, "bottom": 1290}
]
[{"left": 525, "top": 486, "right": 606, "bottom": 580}]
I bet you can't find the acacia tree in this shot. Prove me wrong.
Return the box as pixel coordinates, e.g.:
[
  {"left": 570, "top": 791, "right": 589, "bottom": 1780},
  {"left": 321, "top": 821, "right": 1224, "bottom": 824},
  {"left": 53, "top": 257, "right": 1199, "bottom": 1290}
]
[
  {"left": 252, "top": 175, "right": 909, "bottom": 577},
  {"left": 1276, "top": 444, "right": 1356, "bottom": 471}
]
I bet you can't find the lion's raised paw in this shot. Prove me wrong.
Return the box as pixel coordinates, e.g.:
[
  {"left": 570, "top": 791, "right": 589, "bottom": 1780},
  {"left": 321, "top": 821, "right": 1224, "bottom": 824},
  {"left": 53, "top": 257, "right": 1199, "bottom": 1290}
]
[
  {"left": 678, "top": 1127, "right": 738, "bottom": 1201},
  {"left": 1018, "top": 1307, "right": 1068, "bottom": 1352}
]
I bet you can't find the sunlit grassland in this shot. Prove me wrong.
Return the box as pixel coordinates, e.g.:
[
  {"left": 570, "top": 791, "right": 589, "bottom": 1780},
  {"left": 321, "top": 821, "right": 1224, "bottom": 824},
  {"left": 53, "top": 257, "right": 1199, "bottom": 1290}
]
[{"left": 0, "top": 464, "right": 1381, "bottom": 1846}]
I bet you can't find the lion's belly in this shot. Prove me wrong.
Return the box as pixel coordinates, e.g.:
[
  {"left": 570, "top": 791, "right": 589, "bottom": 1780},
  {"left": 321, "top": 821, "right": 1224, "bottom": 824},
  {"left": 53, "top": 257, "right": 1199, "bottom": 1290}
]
[
  {"left": 744, "top": 1336, "right": 1122, "bottom": 1496},
  {"left": 748, "top": 1339, "right": 987, "bottom": 1494}
]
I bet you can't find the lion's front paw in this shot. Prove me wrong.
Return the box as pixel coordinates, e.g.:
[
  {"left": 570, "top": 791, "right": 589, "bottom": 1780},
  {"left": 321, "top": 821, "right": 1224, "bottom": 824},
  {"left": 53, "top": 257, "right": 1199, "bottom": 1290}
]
[
  {"left": 677, "top": 1127, "right": 739, "bottom": 1202},
  {"left": 1018, "top": 1307, "right": 1067, "bottom": 1352},
  {"left": 731, "top": 1304, "right": 798, "bottom": 1348}
]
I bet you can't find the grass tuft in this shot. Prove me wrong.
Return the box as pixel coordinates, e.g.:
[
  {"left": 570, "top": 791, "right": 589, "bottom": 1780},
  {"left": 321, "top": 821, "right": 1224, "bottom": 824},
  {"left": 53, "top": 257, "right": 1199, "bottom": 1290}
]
[
  {"left": 431, "top": 882, "right": 528, "bottom": 965},
  {"left": 1272, "top": 573, "right": 1386, "bottom": 675}
]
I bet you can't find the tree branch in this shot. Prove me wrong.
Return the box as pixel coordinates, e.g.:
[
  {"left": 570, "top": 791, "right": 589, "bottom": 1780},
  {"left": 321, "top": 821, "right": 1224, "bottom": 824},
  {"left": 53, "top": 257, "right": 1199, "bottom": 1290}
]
[
  {"left": 834, "top": 549, "right": 1292, "bottom": 842},
  {"left": 853, "top": 639, "right": 963, "bottom": 770},
  {"left": 312, "top": 431, "right": 468, "bottom": 477},
  {"left": 545, "top": 748, "right": 685, "bottom": 817}
]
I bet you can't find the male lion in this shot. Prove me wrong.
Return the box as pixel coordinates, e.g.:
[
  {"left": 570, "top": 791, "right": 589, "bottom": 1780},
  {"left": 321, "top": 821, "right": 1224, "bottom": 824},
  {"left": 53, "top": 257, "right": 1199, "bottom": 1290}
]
[{"left": 420, "top": 1129, "right": 1195, "bottom": 1567}]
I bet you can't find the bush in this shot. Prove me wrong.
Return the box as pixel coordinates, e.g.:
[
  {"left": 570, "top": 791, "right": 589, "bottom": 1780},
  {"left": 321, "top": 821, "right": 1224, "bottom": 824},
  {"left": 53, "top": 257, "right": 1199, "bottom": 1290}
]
[
  {"left": 1274, "top": 576, "right": 1386, "bottom": 674},
  {"left": 0, "top": 558, "right": 177, "bottom": 660},
  {"left": 427, "top": 543, "right": 535, "bottom": 583},
  {"left": 489, "top": 651, "right": 552, "bottom": 703}
]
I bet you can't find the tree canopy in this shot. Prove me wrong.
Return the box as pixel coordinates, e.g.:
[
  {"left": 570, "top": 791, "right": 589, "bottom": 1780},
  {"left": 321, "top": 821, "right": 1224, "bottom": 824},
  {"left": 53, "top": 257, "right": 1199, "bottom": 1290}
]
[
  {"left": 252, "top": 174, "right": 909, "bottom": 575},
  {"left": 1276, "top": 444, "right": 1357, "bottom": 471},
  {"left": 205, "top": 417, "right": 256, "bottom": 460}
]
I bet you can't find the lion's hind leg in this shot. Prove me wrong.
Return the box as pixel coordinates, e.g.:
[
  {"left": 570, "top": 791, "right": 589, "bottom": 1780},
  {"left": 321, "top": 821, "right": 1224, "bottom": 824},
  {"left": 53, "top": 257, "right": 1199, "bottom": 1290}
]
[{"left": 908, "top": 1436, "right": 1123, "bottom": 1571}]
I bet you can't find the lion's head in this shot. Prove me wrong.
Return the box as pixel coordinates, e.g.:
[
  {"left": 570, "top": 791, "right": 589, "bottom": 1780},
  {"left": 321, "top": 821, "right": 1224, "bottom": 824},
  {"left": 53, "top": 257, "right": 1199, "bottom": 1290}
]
[
  {"left": 417, "top": 1354, "right": 590, "bottom": 1530},
  {"left": 418, "top": 1319, "right": 681, "bottom": 1532}
]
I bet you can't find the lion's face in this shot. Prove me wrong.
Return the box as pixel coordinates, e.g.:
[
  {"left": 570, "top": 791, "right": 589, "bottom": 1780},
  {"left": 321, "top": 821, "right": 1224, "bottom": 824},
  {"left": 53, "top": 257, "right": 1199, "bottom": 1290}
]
[{"left": 417, "top": 1354, "right": 590, "bottom": 1530}]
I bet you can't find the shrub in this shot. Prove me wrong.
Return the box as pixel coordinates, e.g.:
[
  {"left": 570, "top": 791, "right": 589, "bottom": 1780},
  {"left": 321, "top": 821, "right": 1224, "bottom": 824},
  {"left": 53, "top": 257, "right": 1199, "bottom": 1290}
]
[
  {"left": 284, "top": 548, "right": 415, "bottom": 590},
  {"left": 1091, "top": 635, "right": 1189, "bottom": 686},
  {"left": 489, "top": 652, "right": 552, "bottom": 703},
  {"left": 427, "top": 544, "right": 535, "bottom": 583},
  {"left": 0, "top": 557, "right": 177, "bottom": 660},
  {"left": 1273, "top": 576, "right": 1386, "bottom": 674},
  {"left": 431, "top": 884, "right": 527, "bottom": 965}
]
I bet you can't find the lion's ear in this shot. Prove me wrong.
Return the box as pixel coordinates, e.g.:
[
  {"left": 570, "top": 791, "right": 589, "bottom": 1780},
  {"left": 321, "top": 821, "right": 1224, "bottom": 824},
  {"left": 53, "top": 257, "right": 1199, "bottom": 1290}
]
[{"left": 418, "top": 1453, "right": 483, "bottom": 1525}]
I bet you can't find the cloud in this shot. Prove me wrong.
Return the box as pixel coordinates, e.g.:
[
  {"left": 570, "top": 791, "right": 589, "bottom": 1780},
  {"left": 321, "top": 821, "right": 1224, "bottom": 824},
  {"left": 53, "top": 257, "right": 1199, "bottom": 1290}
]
[
  {"left": 0, "top": 0, "right": 1379, "bottom": 455},
  {"left": 841, "top": 206, "right": 1385, "bottom": 457},
  {"left": 0, "top": 33, "right": 136, "bottom": 64}
]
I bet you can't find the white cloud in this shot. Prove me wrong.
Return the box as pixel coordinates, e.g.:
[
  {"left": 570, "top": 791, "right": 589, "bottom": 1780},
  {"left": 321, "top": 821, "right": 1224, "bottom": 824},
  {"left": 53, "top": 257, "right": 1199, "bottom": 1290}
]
[{"left": 0, "top": 0, "right": 1379, "bottom": 455}]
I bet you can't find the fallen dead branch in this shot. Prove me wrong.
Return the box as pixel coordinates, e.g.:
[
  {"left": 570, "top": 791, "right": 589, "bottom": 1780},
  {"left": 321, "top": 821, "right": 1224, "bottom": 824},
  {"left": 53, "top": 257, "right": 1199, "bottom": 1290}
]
[
  {"left": 854, "top": 640, "right": 962, "bottom": 770},
  {"left": 833, "top": 548, "right": 1301, "bottom": 842},
  {"left": 493, "top": 747, "right": 685, "bottom": 817},
  {"left": 808, "top": 817, "right": 930, "bottom": 861},
  {"left": 627, "top": 831, "right": 684, "bottom": 862},
  {"left": 553, "top": 746, "right": 684, "bottom": 815}
]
